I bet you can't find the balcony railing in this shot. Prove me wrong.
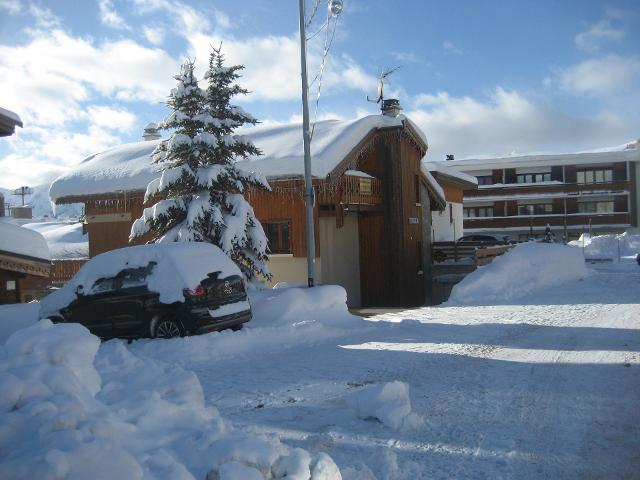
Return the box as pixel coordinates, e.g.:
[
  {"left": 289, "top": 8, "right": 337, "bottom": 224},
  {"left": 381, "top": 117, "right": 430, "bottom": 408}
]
[
  {"left": 467, "top": 180, "right": 629, "bottom": 199},
  {"left": 318, "top": 175, "right": 383, "bottom": 206}
]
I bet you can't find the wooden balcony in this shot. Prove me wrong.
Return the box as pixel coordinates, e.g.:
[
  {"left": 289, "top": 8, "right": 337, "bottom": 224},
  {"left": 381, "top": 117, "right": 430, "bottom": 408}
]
[{"left": 318, "top": 175, "right": 383, "bottom": 207}]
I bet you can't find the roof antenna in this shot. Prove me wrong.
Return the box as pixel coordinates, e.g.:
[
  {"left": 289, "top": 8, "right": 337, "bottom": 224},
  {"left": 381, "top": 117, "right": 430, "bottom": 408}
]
[{"left": 367, "top": 66, "right": 401, "bottom": 109}]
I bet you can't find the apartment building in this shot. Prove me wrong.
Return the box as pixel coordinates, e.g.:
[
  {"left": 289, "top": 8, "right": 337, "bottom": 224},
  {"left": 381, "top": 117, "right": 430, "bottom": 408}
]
[{"left": 444, "top": 140, "right": 640, "bottom": 241}]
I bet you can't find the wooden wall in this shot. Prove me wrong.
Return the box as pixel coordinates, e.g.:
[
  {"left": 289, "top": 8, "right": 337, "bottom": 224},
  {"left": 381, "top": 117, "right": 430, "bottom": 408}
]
[
  {"left": 357, "top": 130, "right": 426, "bottom": 307},
  {"left": 247, "top": 182, "right": 320, "bottom": 257}
]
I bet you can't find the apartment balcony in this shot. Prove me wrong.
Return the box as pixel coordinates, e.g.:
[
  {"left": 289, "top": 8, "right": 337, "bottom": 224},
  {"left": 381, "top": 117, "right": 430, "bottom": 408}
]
[
  {"left": 464, "top": 212, "right": 631, "bottom": 229},
  {"left": 466, "top": 180, "right": 630, "bottom": 200}
]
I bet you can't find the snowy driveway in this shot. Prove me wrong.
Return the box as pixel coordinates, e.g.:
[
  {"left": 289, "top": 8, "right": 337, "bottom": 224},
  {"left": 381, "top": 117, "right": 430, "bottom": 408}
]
[{"left": 129, "top": 262, "right": 640, "bottom": 479}]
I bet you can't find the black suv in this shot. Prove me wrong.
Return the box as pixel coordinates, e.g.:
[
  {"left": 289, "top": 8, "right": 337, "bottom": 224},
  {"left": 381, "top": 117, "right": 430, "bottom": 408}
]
[{"left": 40, "top": 244, "right": 252, "bottom": 340}]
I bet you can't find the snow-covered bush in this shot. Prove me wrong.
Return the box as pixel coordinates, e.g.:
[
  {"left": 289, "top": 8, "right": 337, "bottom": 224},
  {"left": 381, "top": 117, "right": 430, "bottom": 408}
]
[
  {"left": 448, "top": 242, "right": 588, "bottom": 305},
  {"left": 348, "top": 381, "right": 423, "bottom": 432}
]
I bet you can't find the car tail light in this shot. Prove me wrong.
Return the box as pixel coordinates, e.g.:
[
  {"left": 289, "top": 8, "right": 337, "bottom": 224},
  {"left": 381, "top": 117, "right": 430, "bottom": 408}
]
[{"left": 183, "top": 284, "right": 205, "bottom": 299}]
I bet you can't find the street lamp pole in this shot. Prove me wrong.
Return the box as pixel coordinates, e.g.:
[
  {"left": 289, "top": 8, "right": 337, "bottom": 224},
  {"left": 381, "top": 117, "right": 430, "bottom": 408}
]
[{"left": 298, "top": 0, "right": 316, "bottom": 287}]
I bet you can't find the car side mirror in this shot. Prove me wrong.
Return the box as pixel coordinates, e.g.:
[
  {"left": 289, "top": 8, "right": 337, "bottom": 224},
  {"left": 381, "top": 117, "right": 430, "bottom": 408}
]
[{"left": 75, "top": 285, "right": 85, "bottom": 296}]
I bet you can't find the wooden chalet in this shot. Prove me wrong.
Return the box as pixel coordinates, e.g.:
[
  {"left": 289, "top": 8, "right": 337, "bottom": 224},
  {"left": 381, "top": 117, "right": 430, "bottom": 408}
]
[
  {"left": 0, "top": 222, "right": 51, "bottom": 304},
  {"left": 50, "top": 112, "right": 448, "bottom": 307}
]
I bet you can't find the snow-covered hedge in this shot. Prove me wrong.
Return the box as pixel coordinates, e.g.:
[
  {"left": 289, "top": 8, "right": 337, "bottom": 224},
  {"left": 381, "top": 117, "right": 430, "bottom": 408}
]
[
  {"left": 448, "top": 242, "right": 588, "bottom": 305},
  {"left": 0, "top": 320, "right": 341, "bottom": 479}
]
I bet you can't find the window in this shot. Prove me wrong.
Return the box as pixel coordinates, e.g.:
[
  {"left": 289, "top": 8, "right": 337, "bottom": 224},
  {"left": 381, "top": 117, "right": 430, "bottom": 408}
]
[
  {"left": 6, "top": 280, "right": 16, "bottom": 291},
  {"left": 577, "top": 201, "right": 614, "bottom": 214},
  {"left": 577, "top": 168, "right": 613, "bottom": 184},
  {"left": 476, "top": 175, "right": 493, "bottom": 186},
  {"left": 517, "top": 204, "right": 553, "bottom": 216},
  {"left": 449, "top": 204, "right": 453, "bottom": 223},
  {"left": 463, "top": 206, "right": 494, "bottom": 218},
  {"left": 264, "top": 221, "right": 291, "bottom": 254},
  {"left": 516, "top": 172, "right": 551, "bottom": 184}
]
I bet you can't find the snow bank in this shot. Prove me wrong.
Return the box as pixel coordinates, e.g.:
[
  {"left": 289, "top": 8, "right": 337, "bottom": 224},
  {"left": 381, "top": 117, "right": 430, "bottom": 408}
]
[
  {"left": 0, "top": 303, "right": 39, "bottom": 343},
  {"left": 448, "top": 242, "right": 588, "bottom": 305},
  {"left": 23, "top": 221, "right": 88, "bottom": 259},
  {"left": 568, "top": 232, "right": 640, "bottom": 260},
  {"left": 348, "top": 381, "right": 422, "bottom": 431},
  {"left": 129, "top": 285, "right": 362, "bottom": 366},
  {"left": 0, "top": 320, "right": 341, "bottom": 479},
  {"left": 40, "top": 242, "right": 240, "bottom": 317}
]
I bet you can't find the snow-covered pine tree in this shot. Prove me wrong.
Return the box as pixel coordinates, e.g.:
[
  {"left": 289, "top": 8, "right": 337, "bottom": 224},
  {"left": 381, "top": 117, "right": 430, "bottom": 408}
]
[{"left": 130, "top": 51, "right": 272, "bottom": 280}]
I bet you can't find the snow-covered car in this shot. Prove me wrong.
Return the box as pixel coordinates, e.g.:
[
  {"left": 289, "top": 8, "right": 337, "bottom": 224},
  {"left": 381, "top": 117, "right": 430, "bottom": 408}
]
[
  {"left": 456, "top": 234, "right": 512, "bottom": 244},
  {"left": 39, "top": 242, "right": 251, "bottom": 340}
]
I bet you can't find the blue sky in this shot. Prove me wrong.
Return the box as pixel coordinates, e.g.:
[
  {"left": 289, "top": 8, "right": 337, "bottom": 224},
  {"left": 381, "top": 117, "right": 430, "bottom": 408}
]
[{"left": 1, "top": 0, "right": 639, "bottom": 188}]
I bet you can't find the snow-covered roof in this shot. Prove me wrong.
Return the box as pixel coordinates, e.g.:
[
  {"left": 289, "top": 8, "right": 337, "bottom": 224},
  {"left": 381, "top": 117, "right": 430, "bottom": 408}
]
[
  {"left": 235, "top": 114, "right": 426, "bottom": 179},
  {"left": 0, "top": 221, "right": 50, "bottom": 261},
  {"left": 50, "top": 140, "right": 162, "bottom": 201},
  {"left": 50, "top": 115, "right": 427, "bottom": 201},
  {"left": 419, "top": 164, "right": 446, "bottom": 209},
  {"left": 0, "top": 106, "right": 22, "bottom": 127},
  {"left": 23, "top": 221, "right": 88, "bottom": 260},
  {"left": 422, "top": 160, "right": 478, "bottom": 187},
  {"left": 446, "top": 139, "right": 640, "bottom": 171}
]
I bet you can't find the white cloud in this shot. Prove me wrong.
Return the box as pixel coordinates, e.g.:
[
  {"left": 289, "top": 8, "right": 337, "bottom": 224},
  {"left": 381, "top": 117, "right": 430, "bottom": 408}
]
[
  {"left": 0, "top": 0, "right": 21, "bottom": 15},
  {"left": 142, "top": 25, "right": 165, "bottom": 45},
  {"left": 99, "top": 0, "right": 130, "bottom": 30},
  {"left": 0, "top": 29, "right": 178, "bottom": 127},
  {"left": 575, "top": 18, "right": 624, "bottom": 52},
  {"left": 556, "top": 54, "right": 640, "bottom": 96},
  {"left": 391, "top": 51, "right": 421, "bottom": 64},
  {"left": 407, "top": 88, "right": 628, "bottom": 161},
  {"left": 443, "top": 40, "right": 463, "bottom": 56}
]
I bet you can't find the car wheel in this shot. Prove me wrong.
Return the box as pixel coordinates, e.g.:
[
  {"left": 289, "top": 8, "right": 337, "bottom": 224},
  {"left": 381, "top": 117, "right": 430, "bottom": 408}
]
[
  {"left": 231, "top": 323, "right": 243, "bottom": 332},
  {"left": 153, "top": 316, "right": 184, "bottom": 339}
]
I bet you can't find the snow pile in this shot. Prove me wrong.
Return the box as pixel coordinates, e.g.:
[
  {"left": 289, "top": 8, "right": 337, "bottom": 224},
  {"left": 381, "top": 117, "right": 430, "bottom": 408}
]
[
  {"left": 40, "top": 242, "right": 240, "bottom": 317},
  {"left": 0, "top": 320, "right": 341, "bottom": 479},
  {"left": 0, "top": 303, "right": 40, "bottom": 343},
  {"left": 348, "top": 381, "right": 422, "bottom": 431},
  {"left": 568, "top": 232, "right": 640, "bottom": 260},
  {"left": 448, "top": 242, "right": 588, "bottom": 305},
  {"left": 23, "top": 221, "right": 88, "bottom": 259},
  {"left": 249, "top": 285, "right": 357, "bottom": 329},
  {"left": 129, "top": 285, "right": 362, "bottom": 366},
  {"left": 0, "top": 221, "right": 50, "bottom": 260}
]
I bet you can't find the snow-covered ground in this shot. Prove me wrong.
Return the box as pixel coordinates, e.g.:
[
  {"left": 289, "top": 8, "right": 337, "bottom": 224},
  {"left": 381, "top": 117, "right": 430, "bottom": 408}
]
[{"left": 1, "top": 245, "right": 639, "bottom": 478}]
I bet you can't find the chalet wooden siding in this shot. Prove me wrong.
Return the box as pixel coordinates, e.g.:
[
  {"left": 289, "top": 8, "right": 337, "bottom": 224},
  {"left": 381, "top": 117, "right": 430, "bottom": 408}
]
[{"left": 246, "top": 181, "right": 320, "bottom": 258}]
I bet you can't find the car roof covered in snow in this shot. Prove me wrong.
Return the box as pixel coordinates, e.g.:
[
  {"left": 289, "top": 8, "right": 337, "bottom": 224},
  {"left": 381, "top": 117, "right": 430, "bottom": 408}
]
[
  {"left": 49, "top": 114, "right": 427, "bottom": 201},
  {"left": 39, "top": 242, "right": 240, "bottom": 316},
  {"left": 0, "top": 221, "right": 50, "bottom": 261}
]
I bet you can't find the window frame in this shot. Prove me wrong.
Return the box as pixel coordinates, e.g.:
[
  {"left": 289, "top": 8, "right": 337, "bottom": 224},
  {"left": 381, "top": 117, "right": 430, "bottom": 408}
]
[{"left": 264, "top": 220, "right": 292, "bottom": 254}]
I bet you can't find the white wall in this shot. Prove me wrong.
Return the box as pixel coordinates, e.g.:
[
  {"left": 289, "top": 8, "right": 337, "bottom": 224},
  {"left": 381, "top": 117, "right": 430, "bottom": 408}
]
[
  {"left": 318, "top": 214, "right": 361, "bottom": 307},
  {"left": 265, "top": 256, "right": 322, "bottom": 288},
  {"left": 431, "top": 202, "right": 463, "bottom": 241}
]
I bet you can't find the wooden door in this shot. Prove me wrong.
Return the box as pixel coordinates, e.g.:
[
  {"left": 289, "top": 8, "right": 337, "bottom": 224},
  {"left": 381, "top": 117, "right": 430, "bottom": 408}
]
[{"left": 358, "top": 212, "right": 387, "bottom": 306}]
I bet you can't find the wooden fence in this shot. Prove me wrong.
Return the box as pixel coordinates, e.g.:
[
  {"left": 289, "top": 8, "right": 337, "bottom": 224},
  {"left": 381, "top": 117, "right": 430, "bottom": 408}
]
[
  {"left": 50, "top": 259, "right": 88, "bottom": 286},
  {"left": 432, "top": 241, "right": 513, "bottom": 266}
]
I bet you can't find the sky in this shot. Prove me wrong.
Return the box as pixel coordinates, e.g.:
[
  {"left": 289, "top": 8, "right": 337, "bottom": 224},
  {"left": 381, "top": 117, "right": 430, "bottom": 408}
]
[{"left": 1, "top": 0, "right": 639, "bottom": 189}]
